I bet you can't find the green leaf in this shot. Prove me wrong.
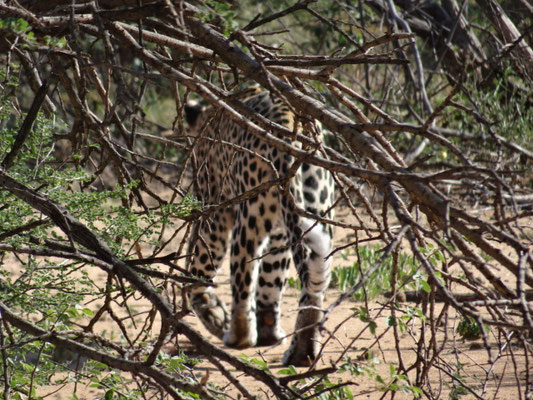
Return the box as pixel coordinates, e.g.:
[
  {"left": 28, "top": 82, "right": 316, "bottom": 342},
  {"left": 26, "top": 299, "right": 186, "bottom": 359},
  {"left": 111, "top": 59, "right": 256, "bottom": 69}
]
[
  {"left": 368, "top": 320, "right": 377, "bottom": 335},
  {"left": 411, "top": 386, "right": 424, "bottom": 396},
  {"left": 419, "top": 279, "right": 431, "bottom": 293},
  {"left": 21, "top": 362, "right": 34, "bottom": 373},
  {"left": 82, "top": 307, "right": 95, "bottom": 317},
  {"left": 278, "top": 365, "right": 298, "bottom": 375}
]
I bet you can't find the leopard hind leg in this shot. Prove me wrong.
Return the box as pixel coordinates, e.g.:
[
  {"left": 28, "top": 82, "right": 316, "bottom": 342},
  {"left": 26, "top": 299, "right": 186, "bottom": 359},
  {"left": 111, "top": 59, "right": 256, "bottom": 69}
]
[
  {"left": 188, "top": 209, "right": 233, "bottom": 339},
  {"left": 255, "top": 228, "right": 291, "bottom": 346}
]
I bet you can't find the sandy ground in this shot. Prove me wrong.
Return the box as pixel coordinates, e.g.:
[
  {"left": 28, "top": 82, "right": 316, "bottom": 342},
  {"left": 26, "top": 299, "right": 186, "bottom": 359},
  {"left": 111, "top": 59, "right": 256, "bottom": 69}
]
[
  {"left": 29, "top": 207, "right": 530, "bottom": 400},
  {"left": 42, "top": 277, "right": 527, "bottom": 399},
  {"left": 176, "top": 263, "right": 529, "bottom": 399},
  {"left": 2, "top": 173, "right": 523, "bottom": 400}
]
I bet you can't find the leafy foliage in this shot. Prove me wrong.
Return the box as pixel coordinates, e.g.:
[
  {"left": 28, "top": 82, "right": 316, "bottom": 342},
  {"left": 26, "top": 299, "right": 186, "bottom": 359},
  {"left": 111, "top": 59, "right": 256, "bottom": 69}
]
[
  {"left": 457, "top": 317, "right": 488, "bottom": 341},
  {"left": 330, "top": 245, "right": 424, "bottom": 300},
  {"left": 0, "top": 0, "right": 532, "bottom": 398},
  {"left": 0, "top": 69, "right": 202, "bottom": 399}
]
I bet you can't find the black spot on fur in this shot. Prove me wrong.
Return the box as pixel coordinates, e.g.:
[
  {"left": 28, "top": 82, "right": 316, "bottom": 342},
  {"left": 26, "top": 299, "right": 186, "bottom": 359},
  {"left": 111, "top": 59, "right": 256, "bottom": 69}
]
[
  {"left": 304, "top": 192, "right": 315, "bottom": 203},
  {"left": 240, "top": 228, "right": 247, "bottom": 248},
  {"left": 263, "top": 262, "right": 272, "bottom": 273},
  {"left": 231, "top": 262, "right": 239, "bottom": 274},
  {"left": 320, "top": 187, "right": 328, "bottom": 203},
  {"left": 196, "top": 269, "right": 206, "bottom": 278},
  {"left": 246, "top": 239, "right": 254, "bottom": 255},
  {"left": 305, "top": 175, "right": 318, "bottom": 190}
]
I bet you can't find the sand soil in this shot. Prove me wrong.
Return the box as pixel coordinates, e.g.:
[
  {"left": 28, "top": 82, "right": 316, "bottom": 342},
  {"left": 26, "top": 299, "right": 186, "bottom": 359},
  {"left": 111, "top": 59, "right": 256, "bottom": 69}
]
[{"left": 30, "top": 206, "right": 530, "bottom": 400}]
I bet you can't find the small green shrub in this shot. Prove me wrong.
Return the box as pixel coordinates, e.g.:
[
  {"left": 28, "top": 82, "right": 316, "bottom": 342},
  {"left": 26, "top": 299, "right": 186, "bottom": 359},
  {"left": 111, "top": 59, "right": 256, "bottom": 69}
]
[
  {"left": 0, "top": 70, "right": 202, "bottom": 399},
  {"left": 330, "top": 245, "right": 424, "bottom": 300},
  {"left": 457, "top": 316, "right": 488, "bottom": 340},
  {"left": 280, "top": 355, "right": 422, "bottom": 399}
]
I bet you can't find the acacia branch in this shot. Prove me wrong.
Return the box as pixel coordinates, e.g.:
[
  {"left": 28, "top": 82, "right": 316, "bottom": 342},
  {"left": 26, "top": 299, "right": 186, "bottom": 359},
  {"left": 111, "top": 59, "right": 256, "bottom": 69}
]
[
  {"left": 180, "top": 8, "right": 533, "bottom": 284},
  {"left": 0, "top": 167, "right": 293, "bottom": 400},
  {"left": 0, "top": 301, "right": 214, "bottom": 399},
  {"left": 2, "top": 80, "right": 52, "bottom": 170}
]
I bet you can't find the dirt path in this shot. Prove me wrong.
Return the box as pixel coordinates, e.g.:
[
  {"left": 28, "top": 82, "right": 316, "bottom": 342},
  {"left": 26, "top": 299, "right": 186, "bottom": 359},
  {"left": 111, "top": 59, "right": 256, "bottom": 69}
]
[
  {"left": 176, "top": 265, "right": 527, "bottom": 399},
  {"left": 31, "top": 204, "right": 530, "bottom": 399}
]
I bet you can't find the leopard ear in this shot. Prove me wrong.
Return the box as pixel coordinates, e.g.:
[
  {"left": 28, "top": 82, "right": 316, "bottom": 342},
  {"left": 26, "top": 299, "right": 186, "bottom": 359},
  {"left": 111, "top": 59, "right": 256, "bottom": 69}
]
[{"left": 184, "top": 103, "right": 204, "bottom": 127}]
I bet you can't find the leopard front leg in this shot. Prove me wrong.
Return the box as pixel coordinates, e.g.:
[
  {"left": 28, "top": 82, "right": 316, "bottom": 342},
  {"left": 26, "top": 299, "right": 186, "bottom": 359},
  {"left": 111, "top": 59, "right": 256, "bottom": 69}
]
[{"left": 282, "top": 218, "right": 332, "bottom": 367}]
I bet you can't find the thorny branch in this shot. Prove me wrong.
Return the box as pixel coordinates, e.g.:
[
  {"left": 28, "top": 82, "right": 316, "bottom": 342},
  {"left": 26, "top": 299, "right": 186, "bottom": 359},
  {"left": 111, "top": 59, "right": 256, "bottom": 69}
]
[{"left": 0, "top": 0, "right": 532, "bottom": 399}]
